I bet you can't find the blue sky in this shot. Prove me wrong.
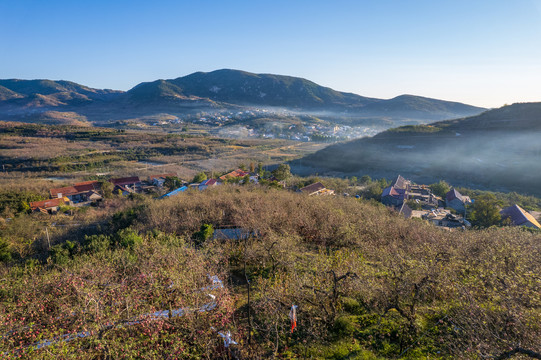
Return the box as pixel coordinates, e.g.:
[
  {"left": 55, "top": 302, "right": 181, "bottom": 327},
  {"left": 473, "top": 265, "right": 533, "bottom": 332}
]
[{"left": 1, "top": 0, "right": 540, "bottom": 107}]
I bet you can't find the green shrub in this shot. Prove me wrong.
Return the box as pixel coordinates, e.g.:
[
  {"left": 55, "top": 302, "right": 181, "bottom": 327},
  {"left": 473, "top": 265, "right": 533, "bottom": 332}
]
[
  {"left": 24, "top": 258, "right": 41, "bottom": 272},
  {"left": 148, "top": 230, "right": 185, "bottom": 247},
  {"left": 429, "top": 180, "right": 451, "bottom": 198},
  {"left": 342, "top": 297, "right": 363, "bottom": 315},
  {"left": 58, "top": 205, "right": 76, "bottom": 214},
  {"left": 308, "top": 339, "right": 376, "bottom": 360},
  {"left": 192, "top": 172, "right": 207, "bottom": 183},
  {"left": 333, "top": 315, "right": 357, "bottom": 337},
  {"left": 83, "top": 234, "right": 111, "bottom": 253},
  {"left": 0, "top": 238, "right": 12, "bottom": 262},
  {"left": 272, "top": 163, "right": 291, "bottom": 181},
  {"left": 49, "top": 240, "right": 80, "bottom": 264},
  {"left": 192, "top": 223, "right": 213, "bottom": 246},
  {"left": 49, "top": 244, "right": 70, "bottom": 265},
  {"left": 111, "top": 205, "right": 145, "bottom": 230},
  {"left": 0, "top": 190, "right": 45, "bottom": 215},
  {"left": 114, "top": 228, "right": 143, "bottom": 249}
]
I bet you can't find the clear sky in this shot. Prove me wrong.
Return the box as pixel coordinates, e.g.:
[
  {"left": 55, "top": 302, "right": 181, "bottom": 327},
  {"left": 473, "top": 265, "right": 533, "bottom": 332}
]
[{"left": 1, "top": 0, "right": 540, "bottom": 108}]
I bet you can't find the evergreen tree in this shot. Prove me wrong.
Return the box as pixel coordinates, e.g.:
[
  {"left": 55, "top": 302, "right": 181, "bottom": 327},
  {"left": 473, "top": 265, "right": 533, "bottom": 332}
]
[
  {"left": 468, "top": 194, "right": 502, "bottom": 228},
  {"left": 272, "top": 164, "right": 291, "bottom": 181},
  {"left": 430, "top": 180, "right": 451, "bottom": 198},
  {"left": 192, "top": 172, "right": 207, "bottom": 183}
]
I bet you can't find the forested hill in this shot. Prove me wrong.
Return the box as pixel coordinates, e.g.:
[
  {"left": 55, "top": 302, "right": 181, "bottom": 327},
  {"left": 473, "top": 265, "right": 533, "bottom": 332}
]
[
  {"left": 0, "top": 79, "right": 120, "bottom": 105},
  {"left": 297, "top": 102, "right": 541, "bottom": 195},
  {"left": 0, "top": 70, "right": 485, "bottom": 126},
  {"left": 127, "top": 69, "right": 486, "bottom": 116},
  {"left": 128, "top": 69, "right": 377, "bottom": 109}
]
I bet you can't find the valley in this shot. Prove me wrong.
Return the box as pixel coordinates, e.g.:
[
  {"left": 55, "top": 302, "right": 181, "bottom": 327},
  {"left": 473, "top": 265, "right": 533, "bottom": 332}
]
[
  {"left": 1, "top": 74, "right": 540, "bottom": 360},
  {"left": 0, "top": 70, "right": 486, "bottom": 143},
  {"left": 4, "top": 1, "right": 541, "bottom": 358}
]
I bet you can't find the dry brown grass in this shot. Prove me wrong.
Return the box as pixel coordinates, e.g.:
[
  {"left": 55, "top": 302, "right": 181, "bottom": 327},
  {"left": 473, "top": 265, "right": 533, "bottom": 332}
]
[
  {"left": 0, "top": 123, "right": 328, "bottom": 182},
  {"left": 0, "top": 185, "right": 540, "bottom": 358}
]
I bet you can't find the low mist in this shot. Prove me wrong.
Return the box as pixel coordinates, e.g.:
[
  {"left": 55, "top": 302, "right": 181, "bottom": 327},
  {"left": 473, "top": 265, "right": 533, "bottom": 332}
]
[{"left": 297, "top": 130, "right": 541, "bottom": 195}]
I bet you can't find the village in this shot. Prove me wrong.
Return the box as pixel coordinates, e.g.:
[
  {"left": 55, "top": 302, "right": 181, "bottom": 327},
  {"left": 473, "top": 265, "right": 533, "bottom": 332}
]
[
  {"left": 379, "top": 174, "right": 540, "bottom": 230},
  {"left": 141, "top": 108, "right": 377, "bottom": 141},
  {"left": 28, "top": 169, "right": 541, "bottom": 232},
  {"left": 28, "top": 168, "right": 281, "bottom": 213}
]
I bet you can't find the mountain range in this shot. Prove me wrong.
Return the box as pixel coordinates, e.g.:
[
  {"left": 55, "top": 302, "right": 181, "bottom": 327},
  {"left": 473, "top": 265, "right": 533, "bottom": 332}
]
[
  {"left": 0, "top": 69, "right": 485, "bottom": 127},
  {"left": 296, "top": 102, "right": 541, "bottom": 195}
]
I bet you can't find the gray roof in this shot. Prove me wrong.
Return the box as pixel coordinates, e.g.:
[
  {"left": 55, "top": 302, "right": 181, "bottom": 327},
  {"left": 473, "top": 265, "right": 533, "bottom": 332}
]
[
  {"left": 398, "top": 203, "right": 413, "bottom": 219},
  {"left": 392, "top": 175, "right": 409, "bottom": 190},
  {"left": 212, "top": 228, "right": 254, "bottom": 240},
  {"left": 500, "top": 204, "right": 541, "bottom": 229},
  {"left": 299, "top": 182, "right": 326, "bottom": 194},
  {"left": 446, "top": 188, "right": 464, "bottom": 202}
]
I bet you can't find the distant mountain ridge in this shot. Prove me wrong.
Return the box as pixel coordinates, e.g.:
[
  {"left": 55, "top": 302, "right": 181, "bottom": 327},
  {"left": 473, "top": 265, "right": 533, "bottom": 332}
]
[
  {"left": 126, "top": 69, "right": 485, "bottom": 117},
  {"left": 154, "top": 69, "right": 378, "bottom": 109},
  {"left": 0, "top": 69, "right": 486, "bottom": 125},
  {"left": 0, "top": 79, "right": 119, "bottom": 98},
  {"left": 296, "top": 102, "right": 541, "bottom": 195},
  {"left": 360, "top": 94, "right": 486, "bottom": 120}
]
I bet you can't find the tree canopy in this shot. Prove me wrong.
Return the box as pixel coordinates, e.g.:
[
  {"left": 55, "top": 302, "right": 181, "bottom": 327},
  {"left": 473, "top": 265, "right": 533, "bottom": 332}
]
[
  {"left": 272, "top": 163, "right": 291, "bottom": 181},
  {"left": 468, "top": 193, "right": 502, "bottom": 228}
]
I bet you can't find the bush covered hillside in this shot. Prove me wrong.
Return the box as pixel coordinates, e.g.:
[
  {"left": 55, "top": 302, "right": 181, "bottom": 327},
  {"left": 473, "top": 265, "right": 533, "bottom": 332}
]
[{"left": 1, "top": 186, "right": 540, "bottom": 359}]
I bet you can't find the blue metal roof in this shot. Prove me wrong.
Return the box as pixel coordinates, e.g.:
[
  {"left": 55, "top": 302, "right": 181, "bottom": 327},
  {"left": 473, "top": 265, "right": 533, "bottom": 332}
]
[{"left": 160, "top": 186, "right": 187, "bottom": 198}]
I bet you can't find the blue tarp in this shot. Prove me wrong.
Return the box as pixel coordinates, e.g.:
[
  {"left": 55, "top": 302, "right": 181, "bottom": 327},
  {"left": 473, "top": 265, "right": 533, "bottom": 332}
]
[{"left": 160, "top": 186, "right": 187, "bottom": 198}]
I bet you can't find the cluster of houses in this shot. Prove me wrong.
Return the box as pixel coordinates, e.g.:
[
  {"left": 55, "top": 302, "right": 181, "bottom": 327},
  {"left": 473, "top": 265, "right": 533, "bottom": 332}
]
[
  {"left": 381, "top": 175, "right": 471, "bottom": 229},
  {"left": 29, "top": 180, "right": 104, "bottom": 214},
  {"left": 29, "top": 175, "right": 167, "bottom": 213},
  {"left": 27, "top": 170, "right": 540, "bottom": 231},
  {"left": 382, "top": 175, "right": 541, "bottom": 231},
  {"left": 28, "top": 169, "right": 276, "bottom": 213},
  {"left": 149, "top": 108, "right": 376, "bottom": 142},
  {"left": 28, "top": 167, "right": 341, "bottom": 214}
]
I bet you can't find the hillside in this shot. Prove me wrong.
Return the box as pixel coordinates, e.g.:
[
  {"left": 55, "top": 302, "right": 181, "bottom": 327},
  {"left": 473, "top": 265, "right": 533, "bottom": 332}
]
[
  {"left": 297, "top": 102, "right": 541, "bottom": 195},
  {"left": 0, "top": 85, "right": 24, "bottom": 101},
  {"left": 127, "top": 69, "right": 485, "bottom": 116},
  {"left": 0, "top": 79, "right": 121, "bottom": 106},
  {"left": 360, "top": 94, "right": 487, "bottom": 120},
  {"left": 0, "top": 187, "right": 539, "bottom": 358},
  {"left": 161, "top": 69, "right": 377, "bottom": 109},
  {"left": 0, "top": 71, "right": 485, "bottom": 130}
]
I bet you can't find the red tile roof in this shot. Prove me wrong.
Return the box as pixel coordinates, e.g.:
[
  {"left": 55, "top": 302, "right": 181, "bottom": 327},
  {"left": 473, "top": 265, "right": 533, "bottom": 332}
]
[
  {"left": 219, "top": 169, "right": 249, "bottom": 180},
  {"left": 30, "top": 197, "right": 69, "bottom": 210},
  {"left": 204, "top": 178, "right": 219, "bottom": 186},
  {"left": 110, "top": 177, "right": 140, "bottom": 186},
  {"left": 50, "top": 181, "right": 99, "bottom": 197}
]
